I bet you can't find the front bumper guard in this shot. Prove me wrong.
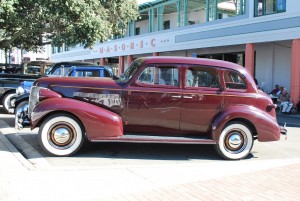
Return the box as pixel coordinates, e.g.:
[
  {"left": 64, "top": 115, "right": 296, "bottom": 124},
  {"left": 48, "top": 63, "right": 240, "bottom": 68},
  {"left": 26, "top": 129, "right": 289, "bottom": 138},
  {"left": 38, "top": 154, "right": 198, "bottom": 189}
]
[
  {"left": 280, "top": 123, "right": 287, "bottom": 140},
  {"left": 15, "top": 103, "right": 30, "bottom": 130}
]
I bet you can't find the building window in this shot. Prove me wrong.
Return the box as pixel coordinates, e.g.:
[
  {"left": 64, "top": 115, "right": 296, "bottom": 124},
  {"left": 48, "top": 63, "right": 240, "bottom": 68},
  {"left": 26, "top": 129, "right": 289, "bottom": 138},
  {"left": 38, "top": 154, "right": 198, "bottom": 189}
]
[
  {"left": 255, "top": 0, "right": 286, "bottom": 17},
  {"left": 64, "top": 44, "right": 69, "bottom": 52},
  {"left": 52, "top": 47, "right": 57, "bottom": 54},
  {"left": 163, "top": 20, "right": 170, "bottom": 30},
  {"left": 135, "top": 27, "right": 140, "bottom": 35}
]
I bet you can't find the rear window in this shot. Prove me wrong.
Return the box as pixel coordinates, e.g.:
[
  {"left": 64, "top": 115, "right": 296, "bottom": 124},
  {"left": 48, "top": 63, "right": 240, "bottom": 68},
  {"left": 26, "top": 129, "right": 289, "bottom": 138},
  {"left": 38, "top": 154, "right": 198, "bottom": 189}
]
[
  {"left": 224, "top": 71, "right": 247, "bottom": 90},
  {"left": 185, "top": 66, "right": 220, "bottom": 88}
]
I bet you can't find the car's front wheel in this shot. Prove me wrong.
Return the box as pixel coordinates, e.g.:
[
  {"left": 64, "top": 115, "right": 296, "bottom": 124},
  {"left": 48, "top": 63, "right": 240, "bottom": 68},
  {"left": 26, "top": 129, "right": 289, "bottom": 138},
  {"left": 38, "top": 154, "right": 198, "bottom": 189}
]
[
  {"left": 2, "top": 92, "right": 16, "bottom": 114},
  {"left": 39, "top": 113, "right": 85, "bottom": 156},
  {"left": 215, "top": 122, "right": 254, "bottom": 160}
]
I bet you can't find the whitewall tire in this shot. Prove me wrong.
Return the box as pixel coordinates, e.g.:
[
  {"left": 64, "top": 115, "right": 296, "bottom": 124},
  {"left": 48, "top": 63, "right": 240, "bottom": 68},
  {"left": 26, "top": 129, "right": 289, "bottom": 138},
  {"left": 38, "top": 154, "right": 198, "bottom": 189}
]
[
  {"left": 2, "top": 93, "right": 15, "bottom": 114},
  {"left": 215, "top": 122, "right": 254, "bottom": 160},
  {"left": 38, "top": 114, "right": 84, "bottom": 156}
]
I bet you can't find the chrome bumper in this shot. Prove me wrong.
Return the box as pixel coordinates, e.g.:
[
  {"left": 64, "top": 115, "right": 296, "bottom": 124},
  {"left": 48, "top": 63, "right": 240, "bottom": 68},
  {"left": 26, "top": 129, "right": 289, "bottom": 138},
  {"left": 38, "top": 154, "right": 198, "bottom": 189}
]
[
  {"left": 15, "top": 102, "right": 30, "bottom": 130},
  {"left": 280, "top": 123, "right": 287, "bottom": 139}
]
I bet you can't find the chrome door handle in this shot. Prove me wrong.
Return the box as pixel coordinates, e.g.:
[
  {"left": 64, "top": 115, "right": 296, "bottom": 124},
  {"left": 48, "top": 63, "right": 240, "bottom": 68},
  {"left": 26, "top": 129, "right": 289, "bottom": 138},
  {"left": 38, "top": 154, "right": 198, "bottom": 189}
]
[
  {"left": 183, "top": 96, "right": 193, "bottom": 99},
  {"left": 171, "top": 95, "right": 181, "bottom": 98}
]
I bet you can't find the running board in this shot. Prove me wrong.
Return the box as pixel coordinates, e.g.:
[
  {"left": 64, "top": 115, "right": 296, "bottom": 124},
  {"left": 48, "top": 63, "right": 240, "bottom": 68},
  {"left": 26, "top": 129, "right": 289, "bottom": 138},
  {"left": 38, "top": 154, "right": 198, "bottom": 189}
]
[{"left": 90, "top": 134, "right": 216, "bottom": 144}]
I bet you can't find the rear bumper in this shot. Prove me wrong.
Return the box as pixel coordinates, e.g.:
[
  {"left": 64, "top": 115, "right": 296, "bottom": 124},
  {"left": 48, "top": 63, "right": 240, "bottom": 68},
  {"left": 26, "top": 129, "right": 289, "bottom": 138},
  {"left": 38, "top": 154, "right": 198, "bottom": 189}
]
[{"left": 280, "top": 124, "right": 287, "bottom": 136}]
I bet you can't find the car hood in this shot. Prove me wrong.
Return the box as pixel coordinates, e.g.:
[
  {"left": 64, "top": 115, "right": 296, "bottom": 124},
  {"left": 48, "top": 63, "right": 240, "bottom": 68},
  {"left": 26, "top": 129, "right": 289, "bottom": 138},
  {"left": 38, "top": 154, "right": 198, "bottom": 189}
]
[
  {"left": 34, "top": 77, "right": 126, "bottom": 111},
  {"left": 35, "top": 76, "right": 124, "bottom": 90}
]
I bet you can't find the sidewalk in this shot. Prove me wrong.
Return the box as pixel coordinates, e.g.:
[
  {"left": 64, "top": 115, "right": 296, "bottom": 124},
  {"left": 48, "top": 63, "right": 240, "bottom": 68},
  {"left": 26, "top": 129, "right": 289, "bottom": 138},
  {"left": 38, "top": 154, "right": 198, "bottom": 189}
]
[
  {"left": 1, "top": 130, "right": 300, "bottom": 200},
  {"left": 277, "top": 112, "right": 300, "bottom": 127}
]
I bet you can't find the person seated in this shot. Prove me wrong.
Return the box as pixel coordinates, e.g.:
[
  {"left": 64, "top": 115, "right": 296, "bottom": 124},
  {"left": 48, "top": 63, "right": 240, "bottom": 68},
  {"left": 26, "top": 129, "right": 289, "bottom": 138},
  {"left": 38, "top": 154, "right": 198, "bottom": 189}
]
[
  {"left": 276, "top": 86, "right": 284, "bottom": 96},
  {"left": 278, "top": 89, "right": 293, "bottom": 114},
  {"left": 270, "top": 84, "right": 280, "bottom": 95}
]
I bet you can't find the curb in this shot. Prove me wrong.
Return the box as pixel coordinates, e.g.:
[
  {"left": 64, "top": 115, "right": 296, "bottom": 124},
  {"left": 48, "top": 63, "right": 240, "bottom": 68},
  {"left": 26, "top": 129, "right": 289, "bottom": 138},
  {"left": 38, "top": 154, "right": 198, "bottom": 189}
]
[
  {"left": 0, "top": 132, "right": 35, "bottom": 170},
  {"left": 0, "top": 120, "right": 51, "bottom": 170}
]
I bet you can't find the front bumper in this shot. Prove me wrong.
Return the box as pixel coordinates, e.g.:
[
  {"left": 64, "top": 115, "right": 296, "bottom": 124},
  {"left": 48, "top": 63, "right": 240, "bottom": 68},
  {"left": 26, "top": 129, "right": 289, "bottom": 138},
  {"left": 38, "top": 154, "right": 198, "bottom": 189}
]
[{"left": 15, "top": 102, "right": 30, "bottom": 129}]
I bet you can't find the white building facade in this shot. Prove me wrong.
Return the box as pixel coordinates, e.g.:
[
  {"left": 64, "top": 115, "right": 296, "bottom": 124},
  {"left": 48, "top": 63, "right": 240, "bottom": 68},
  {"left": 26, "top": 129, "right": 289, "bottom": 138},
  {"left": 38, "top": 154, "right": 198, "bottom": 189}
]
[
  {"left": 0, "top": 45, "right": 51, "bottom": 64},
  {"left": 50, "top": 0, "right": 300, "bottom": 105}
]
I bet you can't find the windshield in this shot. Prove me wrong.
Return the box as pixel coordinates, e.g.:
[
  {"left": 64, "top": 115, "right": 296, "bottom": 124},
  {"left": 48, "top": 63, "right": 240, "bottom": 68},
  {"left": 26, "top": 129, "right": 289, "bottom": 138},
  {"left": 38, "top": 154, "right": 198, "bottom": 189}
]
[
  {"left": 121, "top": 58, "right": 144, "bottom": 81},
  {"left": 25, "top": 65, "right": 41, "bottom": 74},
  {"left": 45, "top": 63, "right": 56, "bottom": 75}
]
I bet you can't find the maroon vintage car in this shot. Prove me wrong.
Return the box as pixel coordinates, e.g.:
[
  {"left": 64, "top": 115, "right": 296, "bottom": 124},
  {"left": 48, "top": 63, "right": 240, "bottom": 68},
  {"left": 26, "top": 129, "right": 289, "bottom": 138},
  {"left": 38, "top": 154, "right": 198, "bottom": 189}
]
[{"left": 20, "top": 57, "right": 286, "bottom": 159}]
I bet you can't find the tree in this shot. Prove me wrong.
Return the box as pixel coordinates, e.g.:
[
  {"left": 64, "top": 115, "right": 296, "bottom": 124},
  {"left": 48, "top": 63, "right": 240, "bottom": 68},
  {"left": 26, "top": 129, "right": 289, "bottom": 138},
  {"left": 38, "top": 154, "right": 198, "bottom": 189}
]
[{"left": 0, "top": 0, "right": 139, "bottom": 52}]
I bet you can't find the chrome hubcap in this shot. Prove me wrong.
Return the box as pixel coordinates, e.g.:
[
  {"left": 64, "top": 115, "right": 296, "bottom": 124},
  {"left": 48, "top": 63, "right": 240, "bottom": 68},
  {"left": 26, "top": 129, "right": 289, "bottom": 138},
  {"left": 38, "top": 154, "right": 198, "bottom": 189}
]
[
  {"left": 224, "top": 129, "right": 247, "bottom": 153},
  {"left": 53, "top": 128, "right": 71, "bottom": 144},
  {"left": 48, "top": 123, "right": 76, "bottom": 149},
  {"left": 228, "top": 134, "right": 242, "bottom": 149}
]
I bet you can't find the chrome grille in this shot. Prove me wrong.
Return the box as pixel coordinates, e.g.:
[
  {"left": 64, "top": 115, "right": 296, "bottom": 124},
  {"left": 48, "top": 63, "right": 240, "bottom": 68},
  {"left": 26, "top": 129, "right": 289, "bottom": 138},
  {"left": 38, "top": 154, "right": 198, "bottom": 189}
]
[{"left": 28, "top": 86, "right": 40, "bottom": 118}]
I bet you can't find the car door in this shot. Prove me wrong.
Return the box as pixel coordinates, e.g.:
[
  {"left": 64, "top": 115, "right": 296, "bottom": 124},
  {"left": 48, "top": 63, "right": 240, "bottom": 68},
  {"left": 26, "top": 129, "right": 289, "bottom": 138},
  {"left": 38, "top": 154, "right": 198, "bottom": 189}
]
[
  {"left": 222, "top": 69, "right": 255, "bottom": 108},
  {"left": 125, "top": 64, "right": 182, "bottom": 136},
  {"left": 180, "top": 65, "right": 223, "bottom": 135}
]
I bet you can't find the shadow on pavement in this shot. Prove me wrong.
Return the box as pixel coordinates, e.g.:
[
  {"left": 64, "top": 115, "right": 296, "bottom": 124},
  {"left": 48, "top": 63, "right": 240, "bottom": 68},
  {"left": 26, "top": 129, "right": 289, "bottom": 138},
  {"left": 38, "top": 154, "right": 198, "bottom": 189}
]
[{"left": 6, "top": 133, "right": 255, "bottom": 162}]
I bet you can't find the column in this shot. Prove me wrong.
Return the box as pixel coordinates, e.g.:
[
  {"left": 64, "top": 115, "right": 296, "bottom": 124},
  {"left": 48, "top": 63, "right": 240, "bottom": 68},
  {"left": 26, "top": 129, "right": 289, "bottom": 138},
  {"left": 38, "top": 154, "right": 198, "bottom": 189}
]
[
  {"left": 157, "top": 6, "right": 164, "bottom": 31},
  {"left": 245, "top": 43, "right": 255, "bottom": 77},
  {"left": 118, "top": 56, "right": 124, "bottom": 76},
  {"left": 290, "top": 39, "right": 300, "bottom": 106},
  {"left": 183, "top": 0, "right": 188, "bottom": 26},
  {"left": 148, "top": 9, "right": 154, "bottom": 33},
  {"left": 100, "top": 58, "right": 105, "bottom": 65},
  {"left": 153, "top": 52, "right": 159, "bottom": 56},
  {"left": 176, "top": 0, "right": 181, "bottom": 27},
  {"left": 206, "top": 0, "right": 210, "bottom": 22},
  {"left": 127, "top": 55, "right": 133, "bottom": 67}
]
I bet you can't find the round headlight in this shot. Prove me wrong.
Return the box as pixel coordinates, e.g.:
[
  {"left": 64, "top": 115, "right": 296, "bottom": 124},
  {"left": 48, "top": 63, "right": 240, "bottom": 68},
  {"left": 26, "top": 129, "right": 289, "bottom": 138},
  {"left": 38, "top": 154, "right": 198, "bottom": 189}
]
[{"left": 16, "top": 86, "right": 26, "bottom": 95}]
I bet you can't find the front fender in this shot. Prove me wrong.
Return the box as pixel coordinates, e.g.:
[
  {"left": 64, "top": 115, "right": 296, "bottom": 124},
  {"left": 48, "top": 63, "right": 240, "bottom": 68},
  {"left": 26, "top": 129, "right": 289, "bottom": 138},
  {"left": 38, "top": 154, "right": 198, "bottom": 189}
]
[
  {"left": 212, "top": 105, "right": 280, "bottom": 142},
  {"left": 31, "top": 98, "right": 123, "bottom": 140},
  {"left": 15, "top": 93, "right": 30, "bottom": 107}
]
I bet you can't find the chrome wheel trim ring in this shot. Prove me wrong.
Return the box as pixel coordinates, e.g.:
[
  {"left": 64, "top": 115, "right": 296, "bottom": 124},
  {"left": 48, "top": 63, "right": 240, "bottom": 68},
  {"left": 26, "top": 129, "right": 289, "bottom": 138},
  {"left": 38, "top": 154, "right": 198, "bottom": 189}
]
[
  {"left": 48, "top": 122, "right": 76, "bottom": 150},
  {"left": 224, "top": 129, "right": 247, "bottom": 154}
]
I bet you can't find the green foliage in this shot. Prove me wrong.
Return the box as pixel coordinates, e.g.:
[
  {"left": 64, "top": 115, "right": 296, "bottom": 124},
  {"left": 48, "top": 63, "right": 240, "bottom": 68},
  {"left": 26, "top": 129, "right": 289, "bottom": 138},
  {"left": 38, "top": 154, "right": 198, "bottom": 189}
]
[{"left": 0, "top": 0, "right": 139, "bottom": 51}]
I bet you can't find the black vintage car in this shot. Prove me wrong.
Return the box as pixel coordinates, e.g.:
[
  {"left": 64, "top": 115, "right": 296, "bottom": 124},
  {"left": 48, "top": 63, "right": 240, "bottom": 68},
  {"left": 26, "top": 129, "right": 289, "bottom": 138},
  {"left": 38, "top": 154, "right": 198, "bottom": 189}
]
[
  {"left": 0, "top": 61, "right": 112, "bottom": 113},
  {"left": 0, "top": 63, "right": 22, "bottom": 74}
]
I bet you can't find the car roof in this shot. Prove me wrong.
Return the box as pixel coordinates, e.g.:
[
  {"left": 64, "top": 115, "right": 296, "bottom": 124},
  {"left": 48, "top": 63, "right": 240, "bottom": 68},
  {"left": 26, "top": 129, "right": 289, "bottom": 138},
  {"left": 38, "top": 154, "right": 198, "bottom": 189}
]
[
  {"left": 139, "top": 56, "right": 246, "bottom": 72},
  {"left": 71, "top": 66, "right": 105, "bottom": 70},
  {"left": 54, "top": 61, "right": 97, "bottom": 66}
]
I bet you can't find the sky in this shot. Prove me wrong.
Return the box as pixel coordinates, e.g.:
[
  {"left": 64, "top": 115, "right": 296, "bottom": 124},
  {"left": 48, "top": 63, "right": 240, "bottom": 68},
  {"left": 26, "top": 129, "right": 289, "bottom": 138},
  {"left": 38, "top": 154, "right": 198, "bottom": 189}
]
[{"left": 138, "top": 0, "right": 156, "bottom": 5}]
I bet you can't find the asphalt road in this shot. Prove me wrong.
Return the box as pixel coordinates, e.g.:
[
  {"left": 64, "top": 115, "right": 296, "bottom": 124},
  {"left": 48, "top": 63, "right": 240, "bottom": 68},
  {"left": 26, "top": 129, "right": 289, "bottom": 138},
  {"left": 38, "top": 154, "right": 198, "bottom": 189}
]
[{"left": 1, "top": 106, "right": 300, "bottom": 169}]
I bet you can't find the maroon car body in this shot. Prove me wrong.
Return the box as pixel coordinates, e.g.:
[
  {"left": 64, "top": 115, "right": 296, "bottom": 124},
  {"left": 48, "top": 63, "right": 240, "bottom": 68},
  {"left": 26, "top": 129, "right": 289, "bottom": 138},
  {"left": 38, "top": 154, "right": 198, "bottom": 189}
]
[{"left": 27, "top": 57, "right": 283, "bottom": 159}]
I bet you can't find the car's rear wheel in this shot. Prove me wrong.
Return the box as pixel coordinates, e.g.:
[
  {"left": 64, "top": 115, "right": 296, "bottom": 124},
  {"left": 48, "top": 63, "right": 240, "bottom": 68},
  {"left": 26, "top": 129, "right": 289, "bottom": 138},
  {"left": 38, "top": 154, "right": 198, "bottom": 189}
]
[
  {"left": 215, "top": 122, "right": 254, "bottom": 160},
  {"left": 2, "top": 92, "right": 15, "bottom": 114},
  {"left": 39, "top": 113, "right": 85, "bottom": 156}
]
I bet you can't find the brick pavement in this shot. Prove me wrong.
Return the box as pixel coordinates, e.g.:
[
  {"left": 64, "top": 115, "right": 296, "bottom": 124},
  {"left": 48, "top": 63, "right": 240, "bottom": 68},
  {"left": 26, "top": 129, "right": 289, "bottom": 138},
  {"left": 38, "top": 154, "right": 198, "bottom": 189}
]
[{"left": 102, "top": 163, "right": 300, "bottom": 201}]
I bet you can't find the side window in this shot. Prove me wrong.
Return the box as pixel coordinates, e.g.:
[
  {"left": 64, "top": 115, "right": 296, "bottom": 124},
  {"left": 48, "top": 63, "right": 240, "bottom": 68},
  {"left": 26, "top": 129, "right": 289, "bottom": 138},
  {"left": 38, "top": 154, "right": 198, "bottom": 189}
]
[
  {"left": 75, "top": 70, "right": 100, "bottom": 77},
  {"left": 186, "top": 67, "right": 220, "bottom": 88},
  {"left": 75, "top": 71, "right": 83, "bottom": 77},
  {"left": 224, "top": 71, "right": 247, "bottom": 90},
  {"left": 138, "top": 65, "right": 179, "bottom": 86}
]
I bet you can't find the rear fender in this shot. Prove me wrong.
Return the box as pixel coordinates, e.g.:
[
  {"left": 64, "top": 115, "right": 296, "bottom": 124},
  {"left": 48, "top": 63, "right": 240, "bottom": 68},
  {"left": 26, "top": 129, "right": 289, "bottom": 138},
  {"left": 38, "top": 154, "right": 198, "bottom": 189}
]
[
  {"left": 211, "top": 105, "right": 280, "bottom": 142},
  {"left": 31, "top": 98, "right": 123, "bottom": 140}
]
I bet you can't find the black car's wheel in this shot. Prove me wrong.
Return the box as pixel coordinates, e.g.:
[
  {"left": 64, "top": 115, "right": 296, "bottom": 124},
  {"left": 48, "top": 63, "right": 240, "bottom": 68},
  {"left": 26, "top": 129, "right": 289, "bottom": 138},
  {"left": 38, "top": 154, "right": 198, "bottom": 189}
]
[
  {"left": 215, "top": 122, "right": 254, "bottom": 160},
  {"left": 15, "top": 100, "right": 29, "bottom": 129},
  {"left": 39, "top": 113, "right": 85, "bottom": 156},
  {"left": 2, "top": 92, "right": 15, "bottom": 114}
]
